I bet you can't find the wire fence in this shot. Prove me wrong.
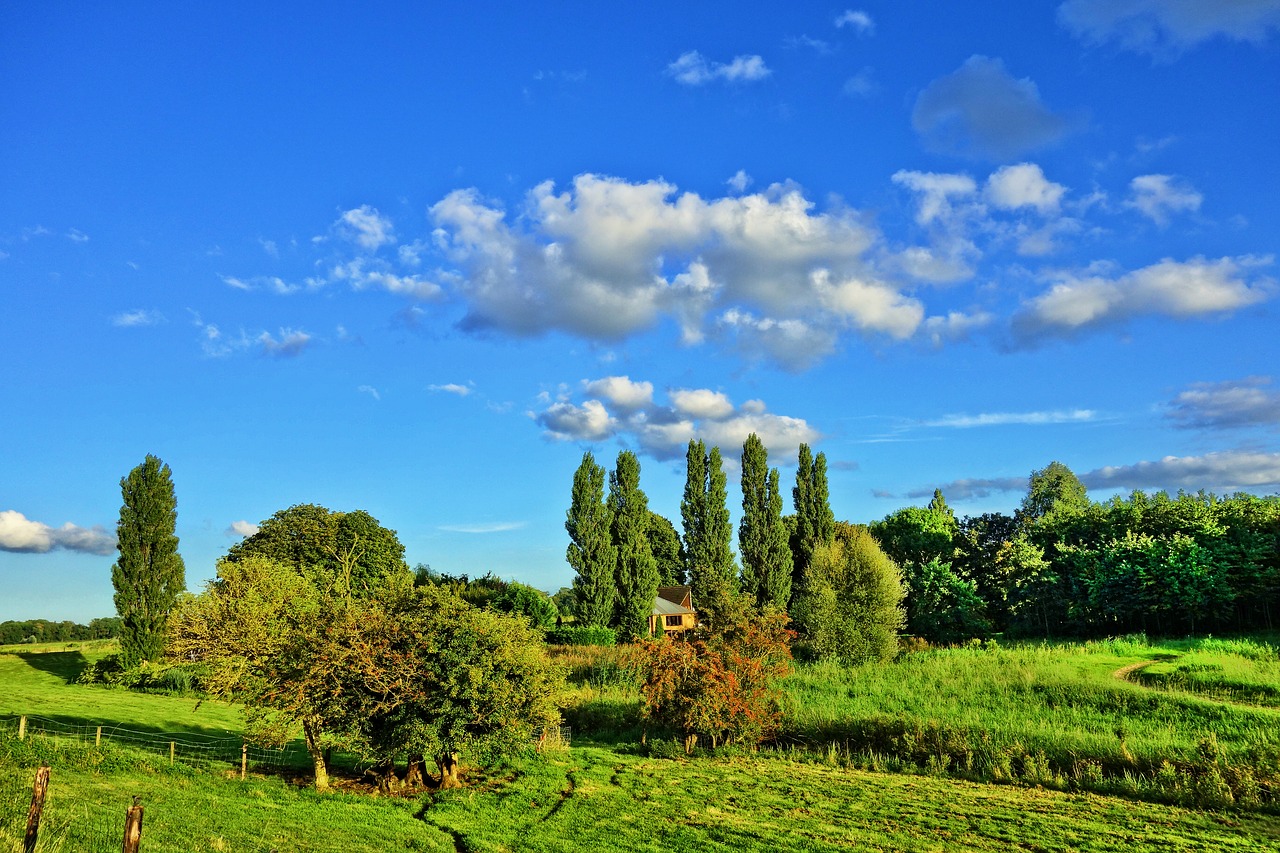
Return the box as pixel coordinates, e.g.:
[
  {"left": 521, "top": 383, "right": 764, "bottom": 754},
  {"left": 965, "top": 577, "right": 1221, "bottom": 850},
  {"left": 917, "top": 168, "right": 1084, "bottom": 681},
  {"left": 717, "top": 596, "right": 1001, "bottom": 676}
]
[{"left": 0, "top": 714, "right": 310, "bottom": 776}]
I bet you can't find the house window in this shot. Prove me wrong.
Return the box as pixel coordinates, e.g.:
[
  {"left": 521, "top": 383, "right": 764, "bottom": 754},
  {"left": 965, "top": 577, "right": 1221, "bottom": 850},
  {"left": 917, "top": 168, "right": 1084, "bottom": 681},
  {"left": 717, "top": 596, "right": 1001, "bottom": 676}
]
[{"left": 665, "top": 615, "right": 683, "bottom": 627}]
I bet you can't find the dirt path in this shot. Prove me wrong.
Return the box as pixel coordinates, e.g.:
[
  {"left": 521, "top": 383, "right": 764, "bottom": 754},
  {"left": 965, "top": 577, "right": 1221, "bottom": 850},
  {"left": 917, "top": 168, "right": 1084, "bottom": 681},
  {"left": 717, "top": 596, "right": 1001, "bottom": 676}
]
[{"left": 1112, "top": 660, "right": 1159, "bottom": 682}]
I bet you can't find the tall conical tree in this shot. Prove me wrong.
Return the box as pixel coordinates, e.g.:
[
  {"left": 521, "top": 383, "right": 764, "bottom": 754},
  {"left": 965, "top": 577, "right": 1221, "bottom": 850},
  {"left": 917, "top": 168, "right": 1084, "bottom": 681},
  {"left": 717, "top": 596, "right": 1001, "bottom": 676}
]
[
  {"left": 609, "top": 451, "right": 659, "bottom": 640},
  {"left": 566, "top": 452, "right": 616, "bottom": 627},
  {"left": 681, "top": 440, "right": 737, "bottom": 625},
  {"left": 791, "top": 443, "right": 835, "bottom": 599},
  {"left": 112, "top": 454, "right": 186, "bottom": 667},
  {"left": 739, "top": 435, "right": 793, "bottom": 610}
]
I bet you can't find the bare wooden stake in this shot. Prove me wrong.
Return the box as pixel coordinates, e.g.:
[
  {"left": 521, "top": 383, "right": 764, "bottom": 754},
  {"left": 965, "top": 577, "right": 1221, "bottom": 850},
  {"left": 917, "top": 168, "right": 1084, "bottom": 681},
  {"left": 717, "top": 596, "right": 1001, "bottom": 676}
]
[
  {"left": 96, "top": 726, "right": 103, "bottom": 747},
  {"left": 23, "top": 763, "right": 50, "bottom": 853},
  {"left": 169, "top": 741, "right": 175, "bottom": 765},
  {"left": 18, "top": 715, "right": 26, "bottom": 740},
  {"left": 241, "top": 742, "right": 248, "bottom": 780},
  {"left": 121, "top": 796, "right": 143, "bottom": 853}
]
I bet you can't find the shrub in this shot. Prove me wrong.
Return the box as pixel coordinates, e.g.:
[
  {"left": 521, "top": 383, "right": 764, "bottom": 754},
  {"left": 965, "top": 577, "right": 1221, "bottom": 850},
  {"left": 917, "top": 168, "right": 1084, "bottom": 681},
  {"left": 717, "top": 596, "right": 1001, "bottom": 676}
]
[{"left": 546, "top": 625, "right": 617, "bottom": 646}]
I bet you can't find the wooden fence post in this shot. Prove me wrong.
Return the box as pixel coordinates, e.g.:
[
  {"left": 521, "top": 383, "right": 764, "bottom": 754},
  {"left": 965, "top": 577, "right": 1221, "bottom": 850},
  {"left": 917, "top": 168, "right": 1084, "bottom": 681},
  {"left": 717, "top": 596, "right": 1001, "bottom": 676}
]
[
  {"left": 241, "top": 742, "right": 248, "bottom": 780},
  {"left": 23, "top": 763, "right": 50, "bottom": 853},
  {"left": 18, "top": 715, "right": 26, "bottom": 740},
  {"left": 96, "top": 726, "right": 103, "bottom": 747},
  {"left": 169, "top": 741, "right": 175, "bottom": 765},
  {"left": 121, "top": 796, "right": 143, "bottom": 853}
]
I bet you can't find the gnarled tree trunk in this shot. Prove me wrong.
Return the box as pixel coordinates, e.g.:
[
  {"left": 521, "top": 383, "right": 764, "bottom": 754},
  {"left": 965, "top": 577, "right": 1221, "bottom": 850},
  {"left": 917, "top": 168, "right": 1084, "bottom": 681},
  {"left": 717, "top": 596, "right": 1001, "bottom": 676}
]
[
  {"left": 405, "top": 754, "right": 426, "bottom": 788},
  {"left": 436, "top": 753, "right": 462, "bottom": 789},
  {"left": 302, "top": 719, "right": 329, "bottom": 791}
]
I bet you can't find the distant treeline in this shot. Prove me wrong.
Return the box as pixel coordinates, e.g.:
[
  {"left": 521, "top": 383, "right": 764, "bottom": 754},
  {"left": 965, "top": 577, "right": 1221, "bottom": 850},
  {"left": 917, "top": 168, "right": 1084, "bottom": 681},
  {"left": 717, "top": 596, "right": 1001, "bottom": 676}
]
[
  {"left": 872, "top": 472, "right": 1280, "bottom": 642},
  {"left": 0, "top": 617, "right": 122, "bottom": 645}
]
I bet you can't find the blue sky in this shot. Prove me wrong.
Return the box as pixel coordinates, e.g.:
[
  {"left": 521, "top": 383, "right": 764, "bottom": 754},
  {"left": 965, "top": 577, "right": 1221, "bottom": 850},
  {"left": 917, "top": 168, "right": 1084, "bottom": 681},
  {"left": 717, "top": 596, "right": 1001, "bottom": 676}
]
[{"left": 3, "top": 1, "right": 1279, "bottom": 622}]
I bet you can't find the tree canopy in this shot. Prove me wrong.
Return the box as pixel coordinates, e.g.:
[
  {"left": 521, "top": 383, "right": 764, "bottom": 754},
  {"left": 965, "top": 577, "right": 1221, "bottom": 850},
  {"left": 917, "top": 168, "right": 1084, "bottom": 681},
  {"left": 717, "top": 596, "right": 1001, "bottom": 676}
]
[
  {"left": 739, "top": 434, "right": 793, "bottom": 611},
  {"left": 794, "top": 526, "right": 904, "bottom": 663},
  {"left": 566, "top": 452, "right": 616, "bottom": 627},
  {"left": 609, "top": 451, "right": 659, "bottom": 640}
]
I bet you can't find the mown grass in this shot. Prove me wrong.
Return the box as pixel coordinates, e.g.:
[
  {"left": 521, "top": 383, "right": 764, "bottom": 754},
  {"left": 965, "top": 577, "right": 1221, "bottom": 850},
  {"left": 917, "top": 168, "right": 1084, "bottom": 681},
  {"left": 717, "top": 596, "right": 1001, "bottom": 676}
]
[{"left": 1134, "top": 637, "right": 1280, "bottom": 708}]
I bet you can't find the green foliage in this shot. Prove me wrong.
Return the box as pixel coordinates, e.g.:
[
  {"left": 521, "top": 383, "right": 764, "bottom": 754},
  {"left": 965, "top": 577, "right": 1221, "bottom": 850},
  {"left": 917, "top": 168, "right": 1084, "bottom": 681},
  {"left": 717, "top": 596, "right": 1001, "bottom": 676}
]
[
  {"left": 0, "top": 617, "right": 120, "bottom": 645},
  {"left": 738, "top": 434, "right": 793, "bottom": 611},
  {"left": 793, "top": 529, "right": 904, "bottom": 663},
  {"left": 566, "top": 452, "right": 616, "bottom": 627},
  {"left": 226, "top": 503, "right": 409, "bottom": 599},
  {"left": 112, "top": 453, "right": 186, "bottom": 668},
  {"left": 609, "top": 451, "right": 659, "bottom": 641},
  {"left": 790, "top": 443, "right": 835, "bottom": 599},
  {"left": 902, "top": 558, "right": 991, "bottom": 644},
  {"left": 493, "top": 581, "right": 559, "bottom": 629},
  {"left": 869, "top": 503, "right": 957, "bottom": 571},
  {"left": 546, "top": 625, "right": 617, "bottom": 646},
  {"left": 645, "top": 511, "right": 685, "bottom": 586},
  {"left": 1022, "top": 460, "right": 1089, "bottom": 520},
  {"left": 682, "top": 440, "right": 737, "bottom": 625}
]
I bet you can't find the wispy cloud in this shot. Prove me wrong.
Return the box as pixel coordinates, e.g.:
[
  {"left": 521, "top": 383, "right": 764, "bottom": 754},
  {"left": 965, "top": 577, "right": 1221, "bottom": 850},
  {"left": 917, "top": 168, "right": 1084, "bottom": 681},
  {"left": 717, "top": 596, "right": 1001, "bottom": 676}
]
[
  {"left": 924, "top": 409, "right": 1097, "bottom": 429},
  {"left": 111, "top": 309, "right": 165, "bottom": 328},
  {"left": 835, "top": 9, "right": 875, "bottom": 35},
  {"left": 1059, "top": 0, "right": 1280, "bottom": 57},
  {"left": 438, "top": 521, "right": 527, "bottom": 534},
  {"left": 357, "top": 385, "right": 381, "bottom": 401},
  {"left": 429, "top": 382, "right": 473, "bottom": 397},
  {"left": 1166, "top": 377, "right": 1280, "bottom": 430}
]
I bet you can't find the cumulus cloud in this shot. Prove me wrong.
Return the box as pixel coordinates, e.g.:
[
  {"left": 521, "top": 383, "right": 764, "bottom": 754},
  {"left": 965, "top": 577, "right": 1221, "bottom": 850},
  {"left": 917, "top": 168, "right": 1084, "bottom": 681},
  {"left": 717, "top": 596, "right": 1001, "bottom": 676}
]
[
  {"left": 0, "top": 510, "right": 116, "bottom": 555},
  {"left": 535, "top": 377, "right": 819, "bottom": 461},
  {"left": 111, "top": 309, "right": 165, "bottom": 328},
  {"left": 1013, "top": 255, "right": 1273, "bottom": 341},
  {"left": 913, "top": 56, "right": 1071, "bottom": 160},
  {"left": 835, "top": 9, "right": 875, "bottom": 34},
  {"left": 583, "top": 376, "right": 654, "bottom": 411},
  {"left": 226, "top": 520, "right": 260, "bottom": 538},
  {"left": 1126, "top": 174, "right": 1203, "bottom": 226},
  {"left": 668, "top": 51, "right": 771, "bottom": 85},
  {"left": 1058, "top": 0, "right": 1280, "bottom": 55},
  {"left": 337, "top": 205, "right": 395, "bottom": 250},
  {"left": 1166, "top": 376, "right": 1280, "bottom": 430},
  {"left": 429, "top": 174, "right": 935, "bottom": 367},
  {"left": 985, "top": 163, "right": 1067, "bottom": 216}
]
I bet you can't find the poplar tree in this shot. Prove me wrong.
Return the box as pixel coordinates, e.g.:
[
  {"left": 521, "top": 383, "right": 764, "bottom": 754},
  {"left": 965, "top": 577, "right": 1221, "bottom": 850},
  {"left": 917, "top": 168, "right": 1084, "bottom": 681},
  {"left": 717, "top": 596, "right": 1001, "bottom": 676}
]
[
  {"left": 566, "top": 452, "right": 616, "bottom": 627},
  {"left": 791, "top": 443, "right": 835, "bottom": 598},
  {"left": 609, "top": 451, "right": 659, "bottom": 640},
  {"left": 681, "top": 440, "right": 737, "bottom": 625},
  {"left": 111, "top": 454, "right": 186, "bottom": 668},
  {"left": 739, "top": 435, "right": 793, "bottom": 610}
]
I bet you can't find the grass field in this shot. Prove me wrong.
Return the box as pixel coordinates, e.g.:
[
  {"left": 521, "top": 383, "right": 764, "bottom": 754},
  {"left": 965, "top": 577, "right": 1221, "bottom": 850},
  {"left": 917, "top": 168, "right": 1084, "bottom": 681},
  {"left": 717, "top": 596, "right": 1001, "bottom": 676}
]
[{"left": 4, "top": 636, "right": 1280, "bottom": 851}]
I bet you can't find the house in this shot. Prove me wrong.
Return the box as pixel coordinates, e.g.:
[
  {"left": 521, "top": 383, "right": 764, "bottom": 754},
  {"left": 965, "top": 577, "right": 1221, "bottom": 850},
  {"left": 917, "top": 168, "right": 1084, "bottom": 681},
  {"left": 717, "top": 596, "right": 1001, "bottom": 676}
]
[{"left": 648, "top": 585, "right": 696, "bottom": 636}]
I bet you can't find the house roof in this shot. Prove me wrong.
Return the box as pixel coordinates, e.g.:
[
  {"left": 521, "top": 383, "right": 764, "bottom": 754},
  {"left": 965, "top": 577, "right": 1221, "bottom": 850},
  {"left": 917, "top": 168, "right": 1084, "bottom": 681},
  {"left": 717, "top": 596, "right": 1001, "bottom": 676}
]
[
  {"left": 651, "top": 596, "right": 694, "bottom": 616},
  {"left": 656, "top": 585, "right": 692, "bottom": 606}
]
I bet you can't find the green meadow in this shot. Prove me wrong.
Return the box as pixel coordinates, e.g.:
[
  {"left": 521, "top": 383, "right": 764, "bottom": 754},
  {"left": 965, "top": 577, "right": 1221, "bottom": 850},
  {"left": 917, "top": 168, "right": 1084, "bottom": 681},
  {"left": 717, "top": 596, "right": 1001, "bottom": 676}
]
[{"left": 4, "top": 636, "right": 1280, "bottom": 851}]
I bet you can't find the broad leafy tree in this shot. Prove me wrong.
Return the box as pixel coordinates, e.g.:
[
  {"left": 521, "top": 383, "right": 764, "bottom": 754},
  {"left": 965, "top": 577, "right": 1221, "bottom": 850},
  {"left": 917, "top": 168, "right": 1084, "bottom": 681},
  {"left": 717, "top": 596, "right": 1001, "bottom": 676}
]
[
  {"left": 112, "top": 454, "right": 186, "bottom": 668},
  {"left": 794, "top": 526, "right": 904, "bottom": 663},
  {"left": 566, "top": 452, "right": 616, "bottom": 627},
  {"left": 609, "top": 451, "right": 660, "bottom": 640},
  {"left": 739, "top": 434, "right": 793, "bottom": 610},
  {"left": 1021, "top": 461, "right": 1089, "bottom": 521}
]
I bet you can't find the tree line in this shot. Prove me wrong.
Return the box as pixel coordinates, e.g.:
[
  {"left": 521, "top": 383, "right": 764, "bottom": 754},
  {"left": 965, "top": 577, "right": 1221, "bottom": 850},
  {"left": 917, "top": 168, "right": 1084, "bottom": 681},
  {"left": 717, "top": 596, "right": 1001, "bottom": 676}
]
[{"left": 0, "top": 617, "right": 120, "bottom": 646}]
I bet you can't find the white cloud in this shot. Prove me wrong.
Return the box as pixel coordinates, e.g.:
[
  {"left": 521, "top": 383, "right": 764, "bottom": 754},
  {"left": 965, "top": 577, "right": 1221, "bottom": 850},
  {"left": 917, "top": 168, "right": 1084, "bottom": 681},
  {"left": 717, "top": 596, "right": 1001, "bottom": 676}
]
[
  {"left": 111, "top": 309, "right": 165, "bottom": 328},
  {"left": 905, "top": 477, "right": 1027, "bottom": 500},
  {"left": 535, "top": 378, "right": 819, "bottom": 462},
  {"left": 1059, "top": 0, "right": 1280, "bottom": 55},
  {"left": 1167, "top": 376, "right": 1280, "bottom": 429},
  {"left": 331, "top": 258, "right": 443, "bottom": 300},
  {"left": 337, "top": 205, "right": 396, "bottom": 250},
  {"left": 429, "top": 383, "right": 472, "bottom": 396},
  {"left": 913, "top": 56, "right": 1071, "bottom": 160},
  {"left": 985, "top": 163, "right": 1067, "bottom": 216},
  {"left": 835, "top": 9, "right": 875, "bottom": 34},
  {"left": 226, "top": 520, "right": 260, "bottom": 538},
  {"left": 1083, "top": 450, "right": 1280, "bottom": 492},
  {"left": 258, "top": 328, "right": 312, "bottom": 358},
  {"left": 66, "top": 228, "right": 89, "bottom": 243},
  {"left": 537, "top": 399, "right": 617, "bottom": 442},
  {"left": 1126, "top": 174, "right": 1203, "bottom": 226},
  {"left": 667, "top": 51, "right": 771, "bottom": 85},
  {"left": 924, "top": 409, "right": 1097, "bottom": 428},
  {"left": 583, "top": 376, "right": 654, "bottom": 410},
  {"left": 1014, "top": 255, "right": 1273, "bottom": 341},
  {"left": 670, "top": 388, "right": 734, "bottom": 420},
  {"left": 0, "top": 510, "right": 115, "bottom": 555},
  {"left": 892, "top": 170, "right": 979, "bottom": 227},
  {"left": 727, "top": 170, "right": 752, "bottom": 193},
  {"left": 357, "top": 385, "right": 381, "bottom": 401},
  {"left": 221, "top": 275, "right": 302, "bottom": 295}
]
